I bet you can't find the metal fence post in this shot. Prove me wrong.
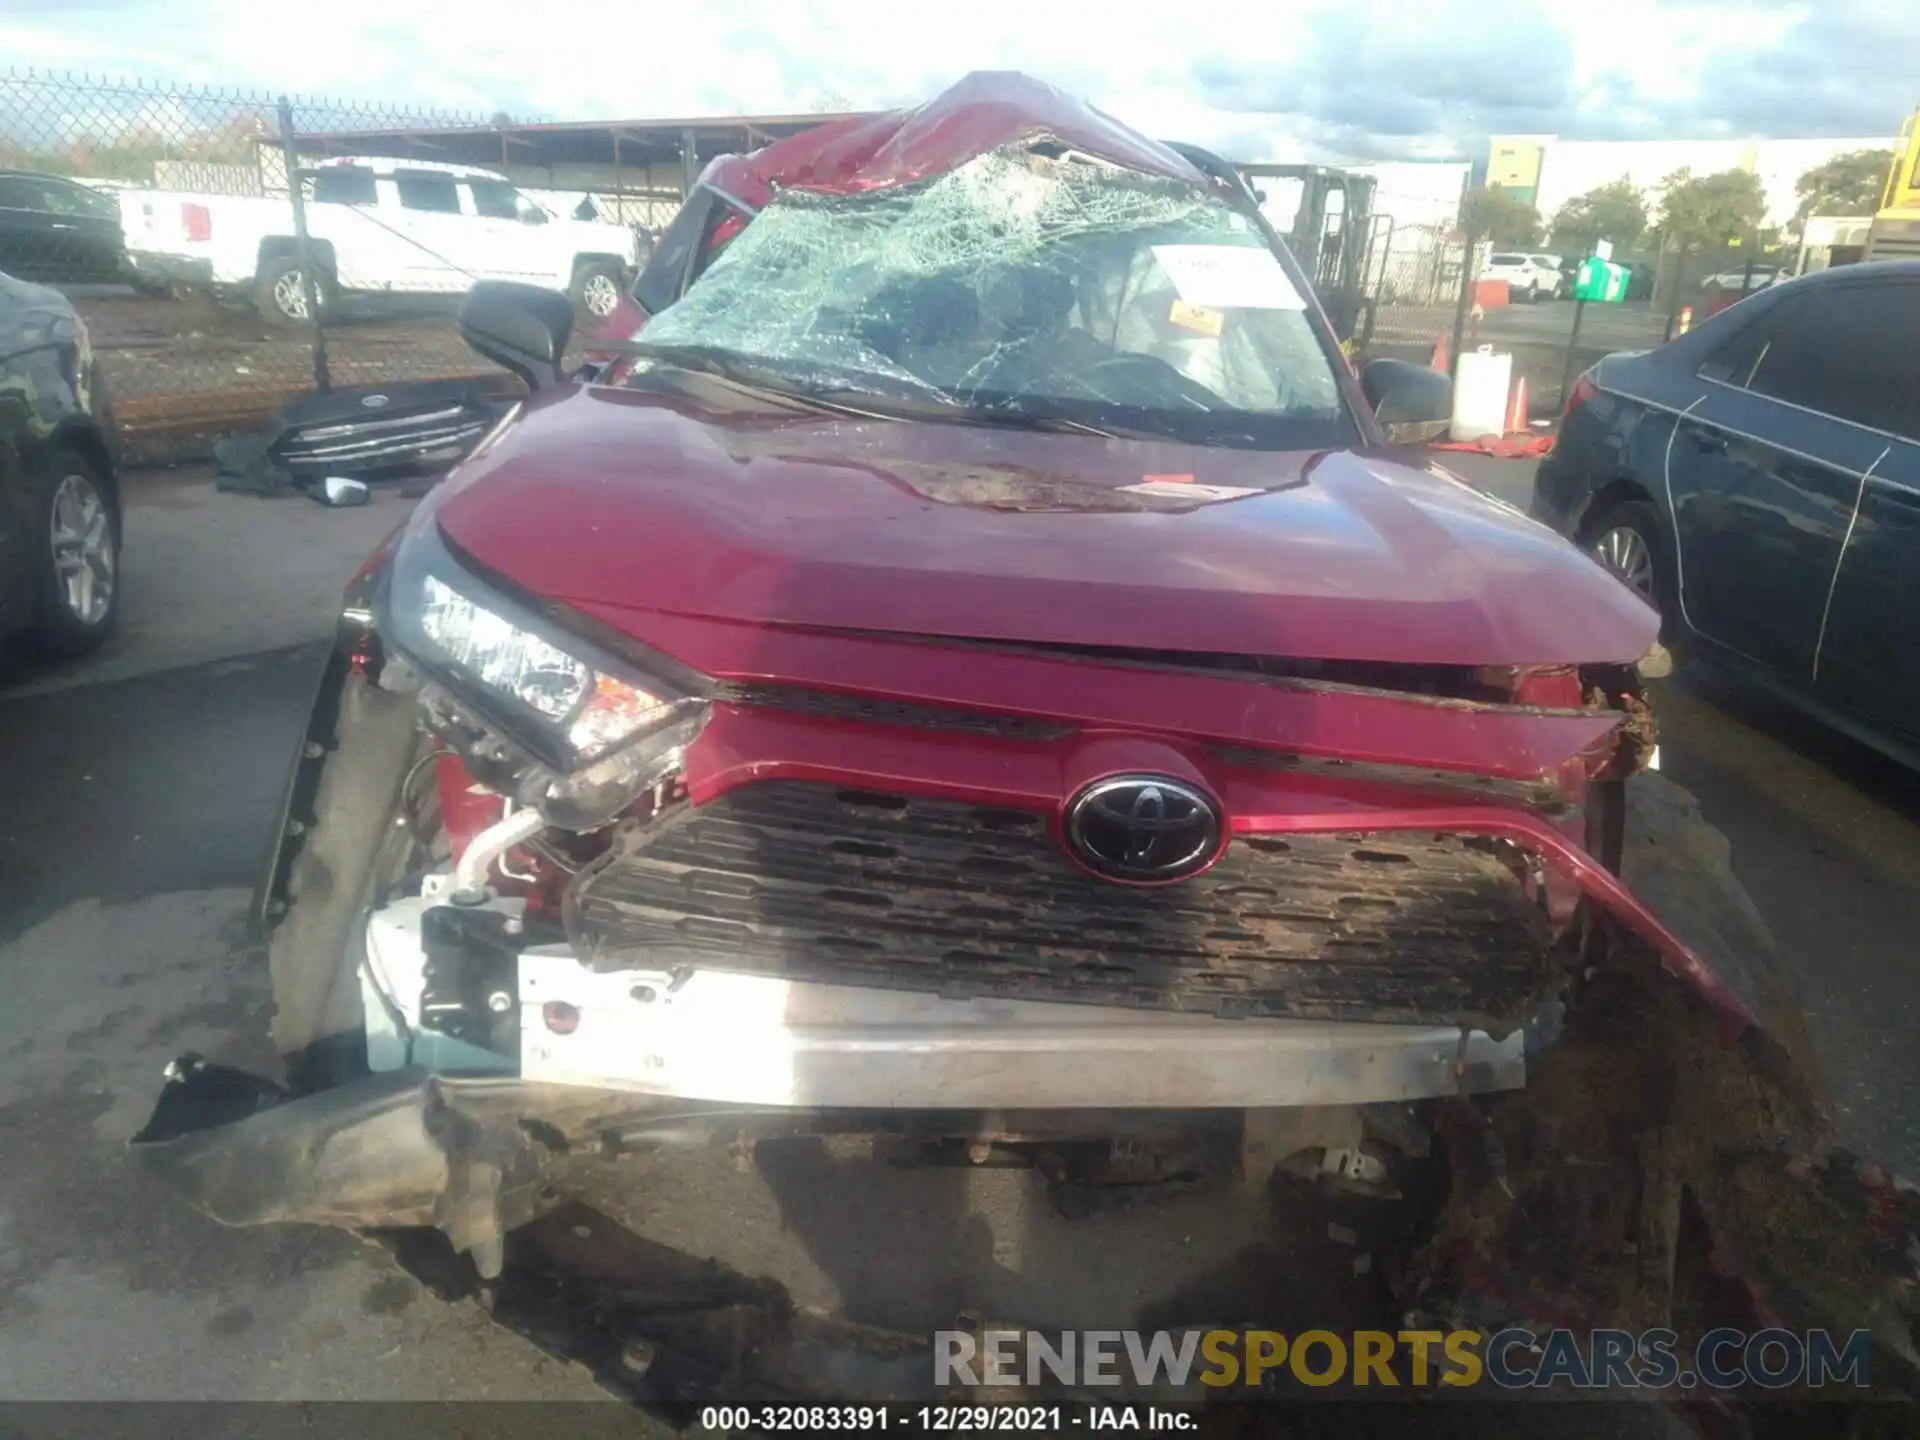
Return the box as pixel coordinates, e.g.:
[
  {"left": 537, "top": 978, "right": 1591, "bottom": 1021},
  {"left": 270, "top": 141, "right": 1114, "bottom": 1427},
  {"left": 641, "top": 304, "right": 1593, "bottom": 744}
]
[
  {"left": 1448, "top": 175, "right": 1478, "bottom": 376},
  {"left": 1559, "top": 297, "right": 1588, "bottom": 412},
  {"left": 276, "top": 95, "right": 330, "bottom": 393},
  {"left": 1369, "top": 217, "right": 1395, "bottom": 302},
  {"left": 680, "top": 128, "right": 699, "bottom": 198},
  {"left": 1662, "top": 241, "right": 1690, "bottom": 343}
]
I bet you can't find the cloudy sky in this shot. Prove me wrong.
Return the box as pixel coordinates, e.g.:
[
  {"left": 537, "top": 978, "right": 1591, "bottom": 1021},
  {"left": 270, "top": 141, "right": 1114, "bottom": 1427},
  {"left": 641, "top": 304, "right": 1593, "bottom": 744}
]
[{"left": 2, "top": 0, "right": 1908, "bottom": 162}]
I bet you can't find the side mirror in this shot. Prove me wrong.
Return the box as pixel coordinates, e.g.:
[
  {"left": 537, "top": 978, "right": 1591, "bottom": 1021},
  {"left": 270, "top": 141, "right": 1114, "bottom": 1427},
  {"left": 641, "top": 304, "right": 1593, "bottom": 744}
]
[
  {"left": 459, "top": 281, "right": 574, "bottom": 391},
  {"left": 1361, "top": 357, "right": 1453, "bottom": 445},
  {"left": 521, "top": 206, "right": 548, "bottom": 226}
]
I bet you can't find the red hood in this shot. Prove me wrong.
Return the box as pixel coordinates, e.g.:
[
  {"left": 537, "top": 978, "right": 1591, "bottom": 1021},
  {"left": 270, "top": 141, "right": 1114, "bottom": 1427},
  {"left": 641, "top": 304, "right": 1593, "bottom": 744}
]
[{"left": 433, "top": 385, "right": 1657, "bottom": 669}]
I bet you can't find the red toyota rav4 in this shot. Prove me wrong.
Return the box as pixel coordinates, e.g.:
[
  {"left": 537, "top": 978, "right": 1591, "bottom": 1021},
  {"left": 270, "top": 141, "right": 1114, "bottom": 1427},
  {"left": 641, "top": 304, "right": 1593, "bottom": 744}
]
[{"left": 137, "top": 74, "right": 1915, "bottom": 1415}]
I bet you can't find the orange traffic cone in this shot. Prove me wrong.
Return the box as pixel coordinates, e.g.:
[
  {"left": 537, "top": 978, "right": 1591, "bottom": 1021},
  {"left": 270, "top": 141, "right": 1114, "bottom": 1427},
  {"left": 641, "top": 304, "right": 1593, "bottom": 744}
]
[
  {"left": 1429, "top": 331, "right": 1451, "bottom": 374},
  {"left": 1505, "top": 375, "right": 1529, "bottom": 435},
  {"left": 1677, "top": 306, "right": 1693, "bottom": 335}
]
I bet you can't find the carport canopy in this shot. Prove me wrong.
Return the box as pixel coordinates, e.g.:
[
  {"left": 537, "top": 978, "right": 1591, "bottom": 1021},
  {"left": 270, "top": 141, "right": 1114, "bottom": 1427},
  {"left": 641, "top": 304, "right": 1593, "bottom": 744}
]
[{"left": 292, "top": 110, "right": 873, "bottom": 197}]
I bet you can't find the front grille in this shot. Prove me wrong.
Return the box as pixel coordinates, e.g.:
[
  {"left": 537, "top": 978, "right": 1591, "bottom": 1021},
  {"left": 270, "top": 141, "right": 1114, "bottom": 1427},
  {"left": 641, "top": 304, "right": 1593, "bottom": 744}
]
[
  {"left": 268, "top": 380, "right": 505, "bottom": 476},
  {"left": 276, "top": 405, "right": 494, "bottom": 473},
  {"left": 569, "top": 782, "right": 1560, "bottom": 1032}
]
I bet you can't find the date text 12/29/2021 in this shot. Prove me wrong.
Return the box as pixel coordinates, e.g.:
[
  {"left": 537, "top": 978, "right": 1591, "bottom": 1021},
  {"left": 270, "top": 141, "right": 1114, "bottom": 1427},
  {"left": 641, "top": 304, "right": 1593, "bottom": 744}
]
[{"left": 698, "top": 1407, "right": 1195, "bottom": 1432}]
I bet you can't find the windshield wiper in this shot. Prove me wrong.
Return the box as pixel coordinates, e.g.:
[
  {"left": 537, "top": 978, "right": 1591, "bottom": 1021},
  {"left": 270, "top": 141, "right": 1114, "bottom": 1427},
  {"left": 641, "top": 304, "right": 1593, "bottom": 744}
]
[
  {"left": 809, "top": 390, "right": 1126, "bottom": 440},
  {"left": 624, "top": 344, "right": 1134, "bottom": 440},
  {"left": 621, "top": 344, "right": 891, "bottom": 419}
]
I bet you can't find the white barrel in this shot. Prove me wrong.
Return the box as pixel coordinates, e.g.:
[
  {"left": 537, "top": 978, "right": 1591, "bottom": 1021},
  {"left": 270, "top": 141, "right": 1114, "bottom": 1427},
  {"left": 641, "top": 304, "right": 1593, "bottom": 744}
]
[{"left": 1450, "top": 346, "right": 1513, "bottom": 441}]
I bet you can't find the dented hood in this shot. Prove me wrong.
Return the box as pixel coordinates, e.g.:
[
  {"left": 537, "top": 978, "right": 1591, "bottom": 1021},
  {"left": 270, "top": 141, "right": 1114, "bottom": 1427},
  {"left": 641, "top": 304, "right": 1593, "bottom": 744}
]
[
  {"left": 704, "top": 72, "right": 1208, "bottom": 207},
  {"left": 432, "top": 386, "right": 1658, "bottom": 669}
]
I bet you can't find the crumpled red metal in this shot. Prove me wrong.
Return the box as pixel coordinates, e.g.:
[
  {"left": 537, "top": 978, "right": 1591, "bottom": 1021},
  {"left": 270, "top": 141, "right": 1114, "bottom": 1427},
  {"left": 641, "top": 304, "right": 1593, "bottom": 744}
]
[{"left": 708, "top": 71, "right": 1207, "bottom": 206}]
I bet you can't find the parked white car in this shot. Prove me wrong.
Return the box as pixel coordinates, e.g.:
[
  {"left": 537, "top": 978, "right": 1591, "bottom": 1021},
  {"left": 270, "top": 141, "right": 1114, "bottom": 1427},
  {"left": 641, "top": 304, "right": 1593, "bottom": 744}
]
[
  {"left": 1481, "top": 252, "right": 1563, "bottom": 302},
  {"left": 117, "top": 157, "right": 641, "bottom": 326},
  {"left": 1700, "top": 267, "right": 1790, "bottom": 293}
]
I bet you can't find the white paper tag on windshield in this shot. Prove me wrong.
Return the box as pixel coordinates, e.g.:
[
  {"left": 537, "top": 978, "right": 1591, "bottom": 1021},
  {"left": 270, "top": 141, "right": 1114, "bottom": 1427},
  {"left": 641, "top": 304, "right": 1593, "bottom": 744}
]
[
  {"left": 1117, "top": 480, "right": 1263, "bottom": 501},
  {"left": 1151, "top": 244, "right": 1306, "bottom": 310}
]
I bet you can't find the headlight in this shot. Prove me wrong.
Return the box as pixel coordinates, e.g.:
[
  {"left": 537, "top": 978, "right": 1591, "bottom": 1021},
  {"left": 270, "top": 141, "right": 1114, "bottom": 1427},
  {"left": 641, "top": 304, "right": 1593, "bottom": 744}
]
[{"left": 379, "top": 513, "right": 708, "bottom": 826}]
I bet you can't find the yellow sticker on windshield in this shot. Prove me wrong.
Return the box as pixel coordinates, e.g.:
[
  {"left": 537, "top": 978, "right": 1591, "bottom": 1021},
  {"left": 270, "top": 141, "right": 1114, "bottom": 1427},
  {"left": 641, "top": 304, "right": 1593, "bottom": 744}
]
[{"left": 1169, "top": 300, "right": 1225, "bottom": 337}]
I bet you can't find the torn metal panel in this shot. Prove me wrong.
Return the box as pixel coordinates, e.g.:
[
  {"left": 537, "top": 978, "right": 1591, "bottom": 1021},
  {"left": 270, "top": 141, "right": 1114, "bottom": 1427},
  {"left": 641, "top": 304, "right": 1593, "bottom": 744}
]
[{"left": 700, "top": 71, "right": 1210, "bottom": 206}]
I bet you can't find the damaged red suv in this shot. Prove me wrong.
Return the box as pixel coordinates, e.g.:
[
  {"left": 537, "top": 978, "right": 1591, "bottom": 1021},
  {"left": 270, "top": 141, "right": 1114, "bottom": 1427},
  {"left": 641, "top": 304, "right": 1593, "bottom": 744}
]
[{"left": 138, "top": 73, "right": 1917, "bottom": 1417}]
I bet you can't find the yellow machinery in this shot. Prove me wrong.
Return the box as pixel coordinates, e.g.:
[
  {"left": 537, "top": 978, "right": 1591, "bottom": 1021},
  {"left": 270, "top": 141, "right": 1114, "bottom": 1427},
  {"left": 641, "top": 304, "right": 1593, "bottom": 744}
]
[{"left": 1866, "top": 107, "right": 1920, "bottom": 260}]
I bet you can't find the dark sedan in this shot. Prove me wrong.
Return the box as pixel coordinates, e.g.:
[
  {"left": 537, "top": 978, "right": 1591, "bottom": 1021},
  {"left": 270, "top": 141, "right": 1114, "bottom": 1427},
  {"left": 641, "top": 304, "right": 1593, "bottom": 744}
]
[
  {"left": 0, "top": 170, "right": 127, "bottom": 286},
  {"left": 0, "top": 268, "right": 123, "bottom": 657},
  {"left": 1534, "top": 260, "right": 1920, "bottom": 765}
]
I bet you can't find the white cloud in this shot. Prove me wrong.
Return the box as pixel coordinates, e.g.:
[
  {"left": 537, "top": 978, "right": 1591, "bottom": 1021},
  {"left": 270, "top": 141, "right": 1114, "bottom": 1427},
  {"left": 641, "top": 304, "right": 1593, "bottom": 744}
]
[{"left": 0, "top": 0, "right": 1909, "bottom": 162}]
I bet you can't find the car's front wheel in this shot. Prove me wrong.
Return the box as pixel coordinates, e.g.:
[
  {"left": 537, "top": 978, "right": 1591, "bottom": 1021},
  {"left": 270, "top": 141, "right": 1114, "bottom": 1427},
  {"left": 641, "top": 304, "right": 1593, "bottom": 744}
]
[
  {"left": 254, "top": 255, "right": 331, "bottom": 328},
  {"left": 1587, "top": 498, "right": 1680, "bottom": 641},
  {"left": 1521, "top": 281, "right": 1538, "bottom": 304},
  {"left": 25, "top": 445, "right": 121, "bottom": 659}
]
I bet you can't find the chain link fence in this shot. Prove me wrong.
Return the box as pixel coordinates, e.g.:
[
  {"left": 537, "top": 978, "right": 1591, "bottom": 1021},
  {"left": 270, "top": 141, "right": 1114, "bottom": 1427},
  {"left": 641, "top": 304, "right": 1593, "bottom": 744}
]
[
  {"left": 1348, "top": 191, "right": 1795, "bottom": 423},
  {"left": 1356, "top": 209, "right": 1468, "bottom": 360},
  {"left": 3, "top": 71, "right": 318, "bottom": 456},
  {"left": 0, "top": 69, "right": 687, "bottom": 464}
]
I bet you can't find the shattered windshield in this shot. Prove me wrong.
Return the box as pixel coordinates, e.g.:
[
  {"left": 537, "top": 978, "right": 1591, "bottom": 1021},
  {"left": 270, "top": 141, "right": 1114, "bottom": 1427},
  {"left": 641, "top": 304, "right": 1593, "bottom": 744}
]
[{"left": 625, "top": 150, "right": 1354, "bottom": 451}]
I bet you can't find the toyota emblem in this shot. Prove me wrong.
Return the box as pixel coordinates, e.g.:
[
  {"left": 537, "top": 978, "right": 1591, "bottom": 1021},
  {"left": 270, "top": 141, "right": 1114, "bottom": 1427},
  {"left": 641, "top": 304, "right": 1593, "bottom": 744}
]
[
  {"left": 1063, "top": 775, "right": 1223, "bottom": 883},
  {"left": 360, "top": 393, "right": 391, "bottom": 408}
]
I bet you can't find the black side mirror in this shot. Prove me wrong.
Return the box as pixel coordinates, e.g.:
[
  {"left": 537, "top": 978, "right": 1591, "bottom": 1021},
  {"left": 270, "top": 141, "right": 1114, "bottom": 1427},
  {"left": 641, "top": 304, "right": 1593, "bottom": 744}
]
[
  {"left": 1360, "top": 357, "right": 1453, "bottom": 444},
  {"left": 521, "top": 207, "right": 548, "bottom": 226},
  {"left": 459, "top": 281, "right": 574, "bottom": 391}
]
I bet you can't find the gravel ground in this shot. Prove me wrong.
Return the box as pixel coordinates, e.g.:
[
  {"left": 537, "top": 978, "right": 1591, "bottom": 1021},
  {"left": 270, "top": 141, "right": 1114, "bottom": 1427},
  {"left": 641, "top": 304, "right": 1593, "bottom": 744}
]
[{"left": 72, "top": 290, "right": 490, "bottom": 452}]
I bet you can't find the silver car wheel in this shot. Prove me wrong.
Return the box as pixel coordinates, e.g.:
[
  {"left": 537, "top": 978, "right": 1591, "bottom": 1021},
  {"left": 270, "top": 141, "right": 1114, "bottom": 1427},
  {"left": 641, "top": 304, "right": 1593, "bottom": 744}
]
[
  {"left": 272, "top": 269, "right": 311, "bottom": 319},
  {"left": 1594, "top": 525, "right": 1654, "bottom": 599},
  {"left": 580, "top": 272, "right": 621, "bottom": 317},
  {"left": 50, "top": 471, "right": 115, "bottom": 626}
]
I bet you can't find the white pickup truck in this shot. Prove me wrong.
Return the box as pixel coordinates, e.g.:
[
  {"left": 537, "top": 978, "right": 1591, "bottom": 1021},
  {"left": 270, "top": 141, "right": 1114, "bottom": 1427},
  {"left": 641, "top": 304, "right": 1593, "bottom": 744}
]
[{"left": 117, "top": 156, "right": 641, "bottom": 326}]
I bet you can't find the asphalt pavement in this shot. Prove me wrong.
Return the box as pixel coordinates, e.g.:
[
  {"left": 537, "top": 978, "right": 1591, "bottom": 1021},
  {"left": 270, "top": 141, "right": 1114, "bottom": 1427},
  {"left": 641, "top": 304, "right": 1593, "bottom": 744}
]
[
  {"left": 1472, "top": 298, "right": 1671, "bottom": 353},
  {"left": 0, "top": 458, "right": 1913, "bottom": 1413},
  {"left": 0, "top": 477, "right": 609, "bottom": 1403}
]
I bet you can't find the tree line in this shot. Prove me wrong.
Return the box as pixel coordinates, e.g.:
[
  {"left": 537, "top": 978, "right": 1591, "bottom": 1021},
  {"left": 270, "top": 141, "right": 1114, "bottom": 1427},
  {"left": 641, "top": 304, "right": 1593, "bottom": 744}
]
[
  {"left": 1463, "top": 147, "right": 1895, "bottom": 253},
  {"left": 0, "top": 113, "right": 274, "bottom": 183}
]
